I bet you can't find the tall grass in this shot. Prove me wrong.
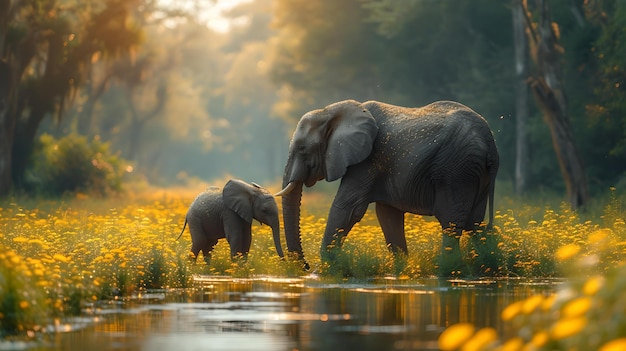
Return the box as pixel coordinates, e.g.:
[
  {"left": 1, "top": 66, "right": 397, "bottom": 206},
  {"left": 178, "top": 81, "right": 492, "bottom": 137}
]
[{"left": 0, "top": 187, "right": 624, "bottom": 339}]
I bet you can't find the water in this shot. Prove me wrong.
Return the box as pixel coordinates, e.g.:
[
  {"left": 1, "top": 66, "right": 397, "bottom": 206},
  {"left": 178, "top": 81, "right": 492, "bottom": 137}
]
[{"left": 24, "top": 276, "right": 559, "bottom": 351}]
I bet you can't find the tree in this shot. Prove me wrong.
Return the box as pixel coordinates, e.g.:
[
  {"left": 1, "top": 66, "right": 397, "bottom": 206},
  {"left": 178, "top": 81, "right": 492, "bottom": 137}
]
[
  {"left": 0, "top": 60, "right": 12, "bottom": 196},
  {"left": 512, "top": 0, "right": 530, "bottom": 195},
  {"left": 522, "top": 0, "right": 589, "bottom": 209},
  {"left": 117, "top": 53, "right": 170, "bottom": 163},
  {"left": 270, "top": 0, "right": 386, "bottom": 121},
  {"left": 584, "top": 0, "right": 626, "bottom": 190},
  {"left": 0, "top": 0, "right": 142, "bottom": 193},
  {"left": 270, "top": 0, "right": 516, "bottom": 179},
  {"left": 0, "top": 0, "right": 20, "bottom": 196}
]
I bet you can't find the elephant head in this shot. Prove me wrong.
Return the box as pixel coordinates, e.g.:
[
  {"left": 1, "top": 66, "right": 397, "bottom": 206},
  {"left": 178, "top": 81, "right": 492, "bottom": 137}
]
[
  {"left": 223, "top": 179, "right": 284, "bottom": 258},
  {"left": 275, "top": 100, "right": 379, "bottom": 267}
]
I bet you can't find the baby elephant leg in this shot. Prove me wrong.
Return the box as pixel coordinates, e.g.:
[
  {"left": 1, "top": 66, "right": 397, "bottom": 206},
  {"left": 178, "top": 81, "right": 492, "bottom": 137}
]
[
  {"left": 188, "top": 217, "right": 219, "bottom": 266},
  {"left": 200, "top": 239, "right": 218, "bottom": 266},
  {"left": 226, "top": 226, "right": 252, "bottom": 261}
]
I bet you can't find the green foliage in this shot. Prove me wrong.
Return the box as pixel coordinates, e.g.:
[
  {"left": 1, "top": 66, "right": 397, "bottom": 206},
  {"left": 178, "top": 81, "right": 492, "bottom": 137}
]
[
  {"left": 463, "top": 228, "right": 507, "bottom": 277},
  {"left": 269, "top": 0, "right": 626, "bottom": 197},
  {"left": 140, "top": 248, "right": 167, "bottom": 290},
  {"left": 0, "top": 245, "right": 46, "bottom": 337},
  {"left": 3, "top": 0, "right": 144, "bottom": 189},
  {"left": 27, "top": 133, "right": 129, "bottom": 196},
  {"left": 0, "top": 260, "right": 27, "bottom": 336},
  {"left": 2, "top": 0, "right": 624, "bottom": 201}
]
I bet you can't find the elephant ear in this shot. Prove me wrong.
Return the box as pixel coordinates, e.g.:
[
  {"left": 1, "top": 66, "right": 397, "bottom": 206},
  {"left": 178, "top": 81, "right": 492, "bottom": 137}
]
[
  {"left": 325, "top": 101, "right": 379, "bottom": 181},
  {"left": 223, "top": 179, "right": 254, "bottom": 223}
]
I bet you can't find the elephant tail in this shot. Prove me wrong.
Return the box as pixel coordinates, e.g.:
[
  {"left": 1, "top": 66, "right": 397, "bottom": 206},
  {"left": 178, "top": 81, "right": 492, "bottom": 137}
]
[
  {"left": 487, "top": 173, "right": 496, "bottom": 230},
  {"left": 176, "top": 218, "right": 188, "bottom": 240},
  {"left": 487, "top": 142, "right": 499, "bottom": 230}
]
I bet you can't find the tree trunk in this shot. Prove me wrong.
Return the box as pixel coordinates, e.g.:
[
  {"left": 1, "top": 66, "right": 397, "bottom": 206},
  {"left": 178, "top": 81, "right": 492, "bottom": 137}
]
[
  {"left": 76, "top": 74, "right": 96, "bottom": 135},
  {"left": 11, "top": 104, "right": 48, "bottom": 188},
  {"left": 77, "top": 67, "right": 113, "bottom": 135},
  {"left": 523, "top": 0, "right": 589, "bottom": 209},
  {"left": 0, "top": 0, "right": 14, "bottom": 196},
  {"left": 124, "top": 83, "right": 167, "bottom": 163},
  {"left": 512, "top": 1, "right": 530, "bottom": 195},
  {"left": 0, "top": 61, "right": 13, "bottom": 196},
  {"left": 11, "top": 26, "right": 64, "bottom": 188}
]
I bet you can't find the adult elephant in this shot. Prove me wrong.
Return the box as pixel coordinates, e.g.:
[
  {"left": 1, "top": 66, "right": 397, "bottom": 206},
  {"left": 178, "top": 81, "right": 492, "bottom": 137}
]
[
  {"left": 275, "top": 100, "right": 499, "bottom": 274},
  {"left": 178, "top": 179, "right": 284, "bottom": 265}
]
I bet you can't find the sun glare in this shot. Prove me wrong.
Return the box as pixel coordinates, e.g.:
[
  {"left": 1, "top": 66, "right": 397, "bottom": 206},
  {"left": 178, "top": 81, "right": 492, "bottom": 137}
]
[{"left": 158, "top": 0, "right": 252, "bottom": 32}]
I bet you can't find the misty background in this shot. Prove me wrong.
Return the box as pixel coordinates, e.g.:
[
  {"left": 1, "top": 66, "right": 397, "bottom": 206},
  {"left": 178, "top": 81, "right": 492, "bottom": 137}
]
[{"left": 1, "top": 0, "right": 625, "bottom": 207}]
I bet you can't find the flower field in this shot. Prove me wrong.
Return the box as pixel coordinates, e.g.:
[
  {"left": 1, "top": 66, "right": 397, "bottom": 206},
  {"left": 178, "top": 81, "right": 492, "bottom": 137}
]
[{"left": 1, "top": 188, "right": 625, "bottom": 348}]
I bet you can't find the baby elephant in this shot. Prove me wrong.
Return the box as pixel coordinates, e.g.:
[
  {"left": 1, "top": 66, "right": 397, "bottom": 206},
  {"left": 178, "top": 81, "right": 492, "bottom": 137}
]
[{"left": 177, "top": 179, "right": 284, "bottom": 265}]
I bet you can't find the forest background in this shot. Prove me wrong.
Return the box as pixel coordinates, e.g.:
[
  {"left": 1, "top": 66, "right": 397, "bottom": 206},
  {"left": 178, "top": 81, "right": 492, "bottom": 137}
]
[{"left": 0, "top": 0, "right": 625, "bottom": 208}]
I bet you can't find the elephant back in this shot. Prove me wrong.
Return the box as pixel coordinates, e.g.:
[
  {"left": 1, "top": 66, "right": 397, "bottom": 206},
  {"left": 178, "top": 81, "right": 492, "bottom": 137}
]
[{"left": 190, "top": 189, "right": 225, "bottom": 220}]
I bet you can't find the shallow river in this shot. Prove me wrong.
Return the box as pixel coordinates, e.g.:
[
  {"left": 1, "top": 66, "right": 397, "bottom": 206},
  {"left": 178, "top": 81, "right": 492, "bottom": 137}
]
[{"left": 30, "top": 276, "right": 558, "bottom": 351}]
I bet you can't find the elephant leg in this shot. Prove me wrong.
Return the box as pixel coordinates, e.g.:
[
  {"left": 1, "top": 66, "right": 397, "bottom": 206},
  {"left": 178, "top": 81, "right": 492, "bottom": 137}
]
[
  {"left": 188, "top": 216, "right": 213, "bottom": 265},
  {"left": 190, "top": 245, "right": 201, "bottom": 263},
  {"left": 434, "top": 186, "right": 472, "bottom": 276},
  {"left": 321, "top": 201, "right": 369, "bottom": 260},
  {"left": 240, "top": 229, "right": 252, "bottom": 262},
  {"left": 227, "top": 226, "right": 252, "bottom": 261},
  {"left": 200, "top": 239, "right": 218, "bottom": 266},
  {"left": 470, "top": 191, "right": 489, "bottom": 230},
  {"left": 375, "top": 202, "right": 408, "bottom": 255}
]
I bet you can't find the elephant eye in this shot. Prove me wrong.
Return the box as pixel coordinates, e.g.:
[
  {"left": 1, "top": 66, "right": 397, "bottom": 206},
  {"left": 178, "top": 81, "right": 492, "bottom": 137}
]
[{"left": 261, "top": 207, "right": 273, "bottom": 216}]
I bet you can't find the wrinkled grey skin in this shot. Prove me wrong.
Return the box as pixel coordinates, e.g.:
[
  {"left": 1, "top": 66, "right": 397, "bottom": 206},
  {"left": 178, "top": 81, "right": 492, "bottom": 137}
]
[
  {"left": 276, "top": 100, "right": 499, "bottom": 272},
  {"left": 178, "top": 179, "right": 283, "bottom": 265}
]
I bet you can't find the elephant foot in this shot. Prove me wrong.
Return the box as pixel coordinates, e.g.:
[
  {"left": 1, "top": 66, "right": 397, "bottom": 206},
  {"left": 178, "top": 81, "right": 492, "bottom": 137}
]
[
  {"left": 437, "top": 251, "right": 466, "bottom": 277},
  {"left": 287, "top": 251, "right": 310, "bottom": 271},
  {"left": 438, "top": 235, "right": 469, "bottom": 277},
  {"left": 468, "top": 232, "right": 504, "bottom": 276},
  {"left": 390, "top": 252, "right": 408, "bottom": 275},
  {"left": 229, "top": 252, "right": 249, "bottom": 267}
]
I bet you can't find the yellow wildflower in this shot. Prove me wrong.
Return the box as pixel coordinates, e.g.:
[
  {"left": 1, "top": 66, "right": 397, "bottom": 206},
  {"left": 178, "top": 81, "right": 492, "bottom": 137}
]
[
  {"left": 583, "top": 276, "right": 603, "bottom": 296},
  {"left": 562, "top": 297, "right": 591, "bottom": 318},
  {"left": 551, "top": 317, "right": 586, "bottom": 340},
  {"left": 522, "top": 295, "right": 544, "bottom": 315},
  {"left": 501, "top": 301, "right": 523, "bottom": 321},
  {"left": 499, "top": 337, "right": 524, "bottom": 351},
  {"left": 531, "top": 331, "right": 549, "bottom": 348},
  {"left": 461, "top": 327, "right": 497, "bottom": 351},
  {"left": 588, "top": 229, "right": 610, "bottom": 244},
  {"left": 439, "top": 323, "right": 475, "bottom": 351},
  {"left": 600, "top": 338, "right": 626, "bottom": 351},
  {"left": 53, "top": 254, "right": 71, "bottom": 263},
  {"left": 555, "top": 244, "right": 580, "bottom": 262},
  {"left": 10, "top": 254, "right": 21, "bottom": 265}
]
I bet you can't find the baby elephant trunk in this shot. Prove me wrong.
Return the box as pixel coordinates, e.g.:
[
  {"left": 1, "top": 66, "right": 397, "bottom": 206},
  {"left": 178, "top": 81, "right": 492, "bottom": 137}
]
[{"left": 270, "top": 220, "right": 284, "bottom": 258}]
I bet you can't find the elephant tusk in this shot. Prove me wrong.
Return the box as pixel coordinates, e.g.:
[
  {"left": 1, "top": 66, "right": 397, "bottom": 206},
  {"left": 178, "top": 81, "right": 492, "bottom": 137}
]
[{"left": 274, "top": 182, "right": 296, "bottom": 197}]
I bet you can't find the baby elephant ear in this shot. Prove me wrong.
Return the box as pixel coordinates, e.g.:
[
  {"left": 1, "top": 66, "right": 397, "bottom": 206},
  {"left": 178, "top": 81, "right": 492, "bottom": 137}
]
[
  {"left": 223, "top": 179, "right": 254, "bottom": 223},
  {"left": 325, "top": 101, "right": 379, "bottom": 181}
]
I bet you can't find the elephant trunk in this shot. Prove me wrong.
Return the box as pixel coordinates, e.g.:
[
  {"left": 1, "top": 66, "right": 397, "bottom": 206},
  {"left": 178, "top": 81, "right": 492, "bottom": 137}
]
[
  {"left": 270, "top": 220, "right": 284, "bottom": 258},
  {"left": 281, "top": 181, "right": 309, "bottom": 270}
]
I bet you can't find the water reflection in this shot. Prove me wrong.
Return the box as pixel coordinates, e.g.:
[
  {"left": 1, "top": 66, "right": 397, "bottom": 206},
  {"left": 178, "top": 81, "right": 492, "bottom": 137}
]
[{"left": 33, "top": 277, "right": 559, "bottom": 351}]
